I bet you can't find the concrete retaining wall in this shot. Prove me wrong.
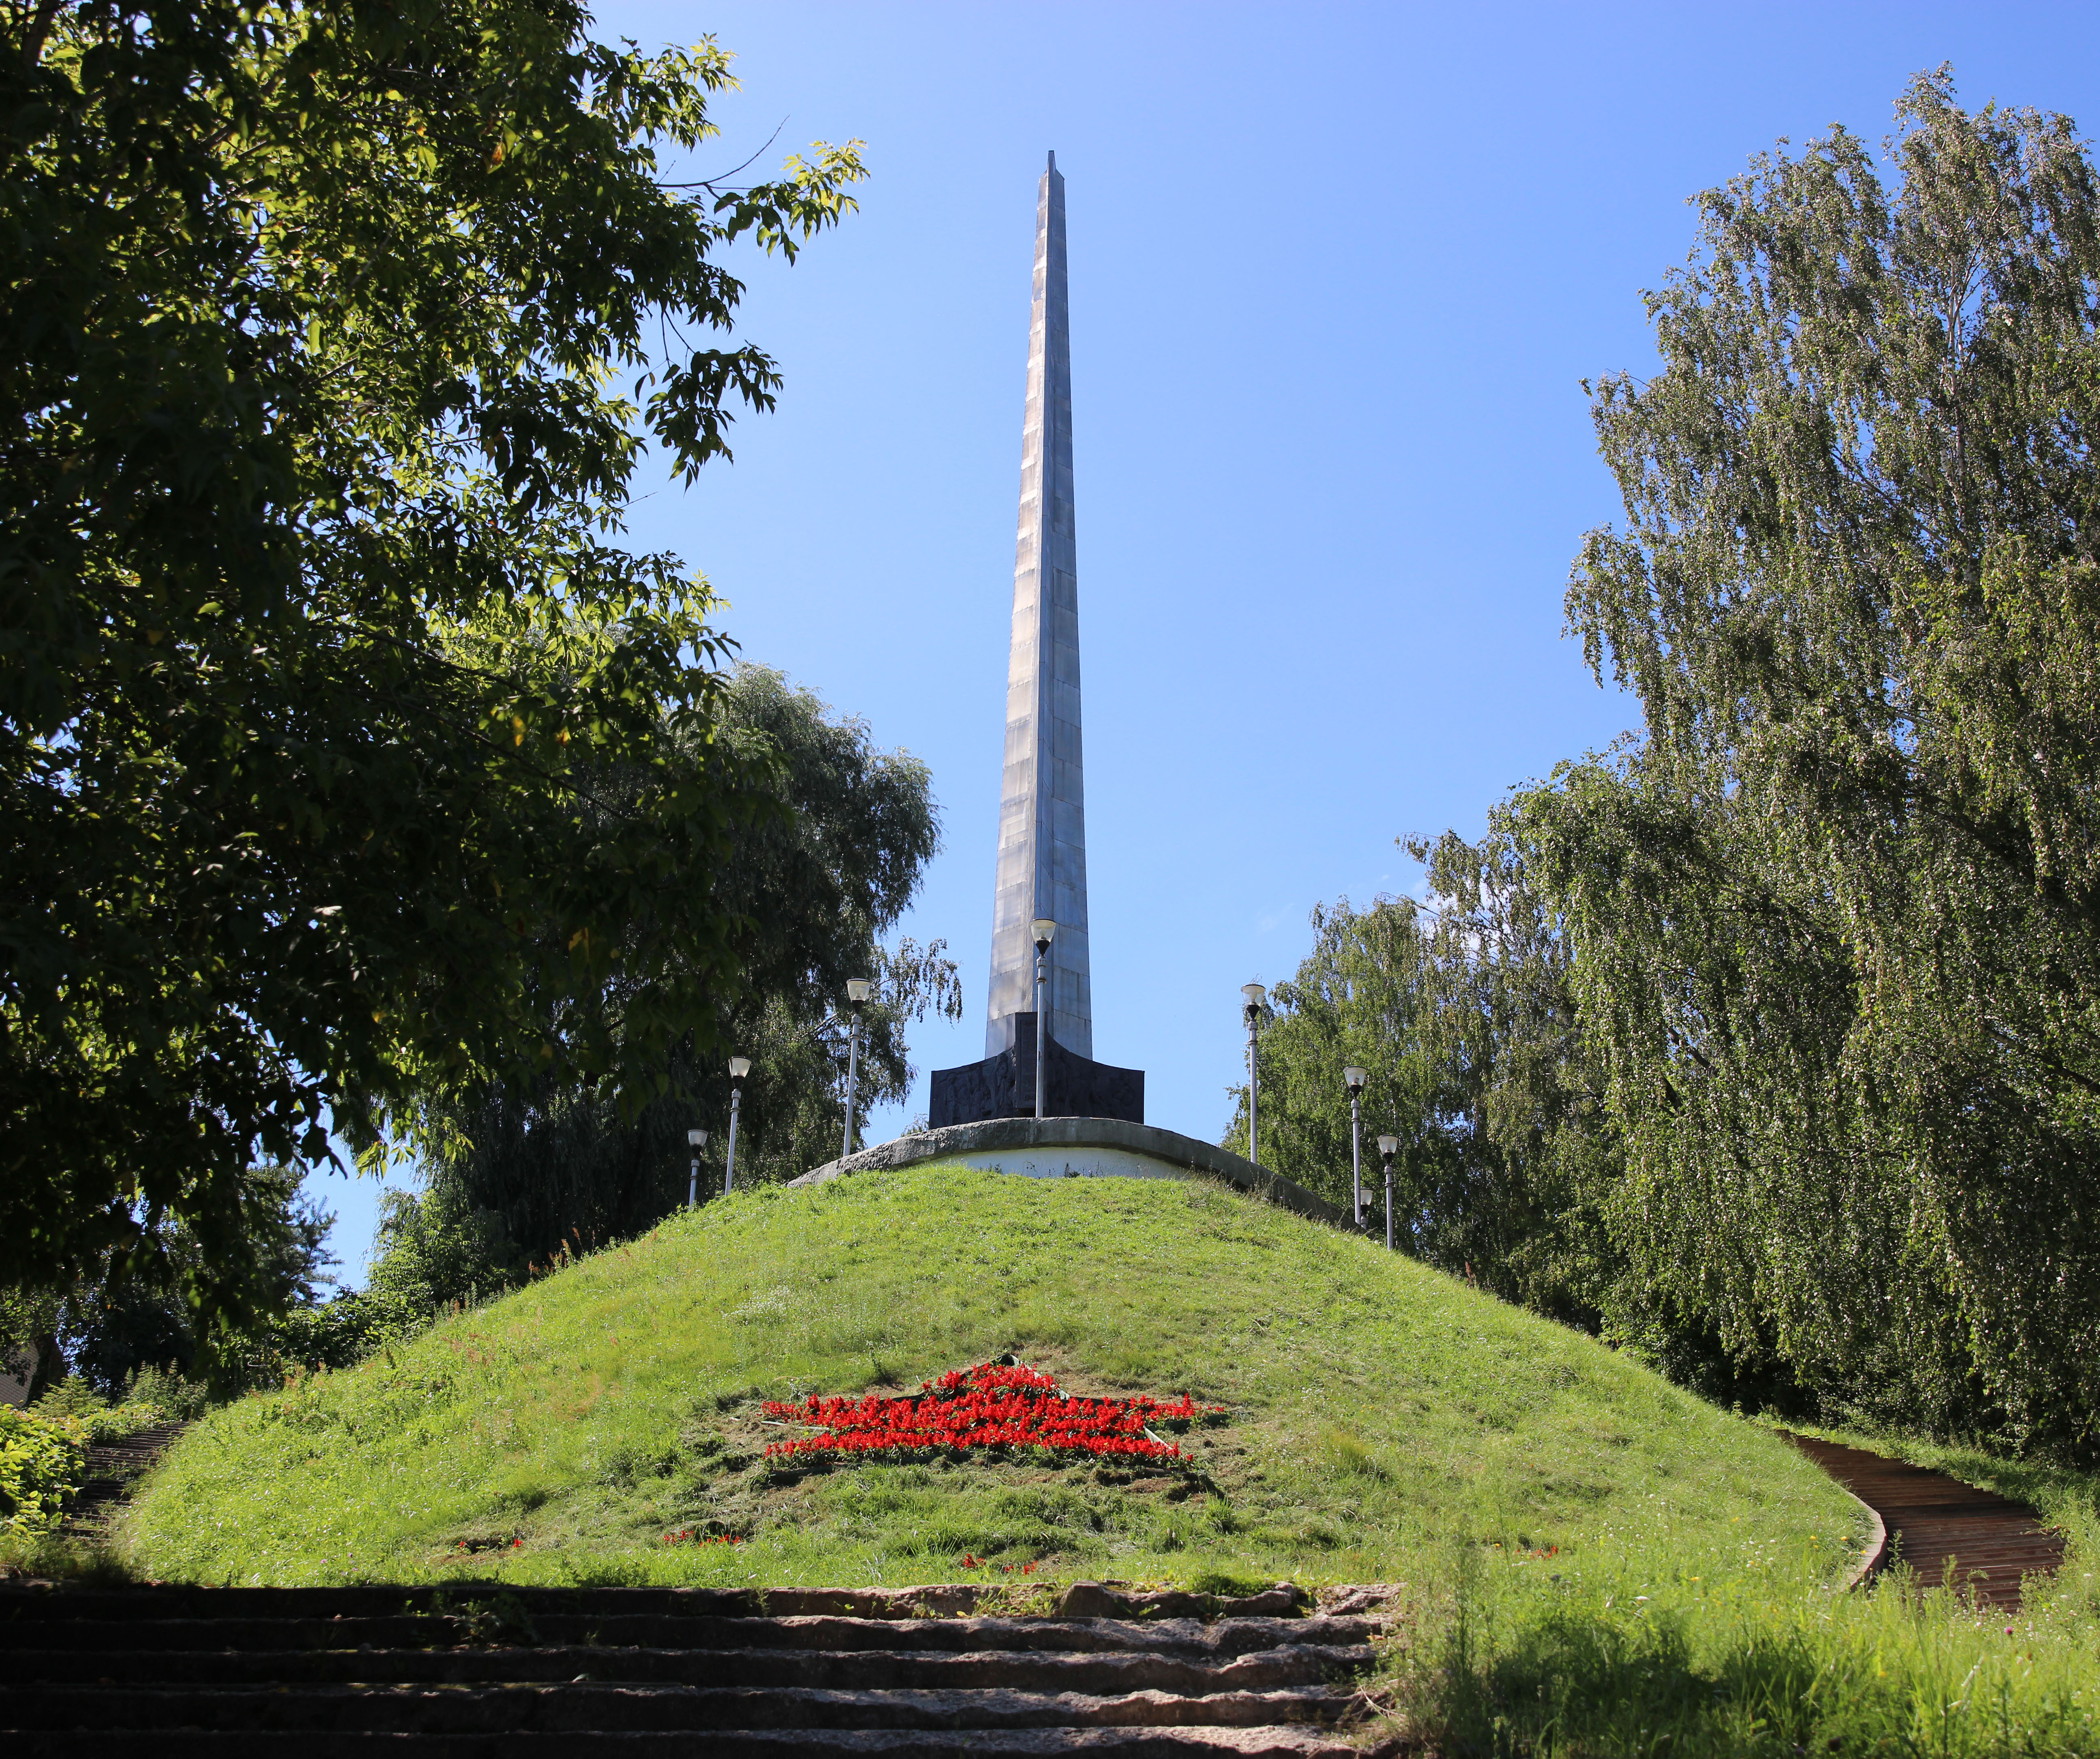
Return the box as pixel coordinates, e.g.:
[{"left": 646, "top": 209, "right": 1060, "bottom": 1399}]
[{"left": 785, "top": 1116, "right": 1347, "bottom": 1229}]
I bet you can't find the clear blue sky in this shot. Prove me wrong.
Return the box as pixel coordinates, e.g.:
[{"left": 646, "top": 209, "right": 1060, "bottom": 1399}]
[{"left": 312, "top": 1, "right": 2100, "bottom": 1276}]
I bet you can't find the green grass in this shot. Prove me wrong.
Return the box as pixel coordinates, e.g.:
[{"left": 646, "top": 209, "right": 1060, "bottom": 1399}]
[
  {"left": 1384, "top": 1407, "right": 2100, "bottom": 1753},
  {"left": 121, "top": 1166, "right": 1856, "bottom": 1597},
  {"left": 111, "top": 1164, "right": 2100, "bottom": 1752},
  {"left": 1411, "top": 1500, "right": 2100, "bottom": 1757}
]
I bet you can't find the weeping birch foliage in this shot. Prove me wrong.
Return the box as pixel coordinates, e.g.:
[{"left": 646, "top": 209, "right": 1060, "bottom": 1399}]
[
  {"left": 1526, "top": 70, "right": 2100, "bottom": 1452},
  {"left": 1223, "top": 828, "right": 1615, "bottom": 1329}
]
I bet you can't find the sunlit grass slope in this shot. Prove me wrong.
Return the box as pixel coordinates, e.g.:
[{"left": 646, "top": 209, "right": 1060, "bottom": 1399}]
[{"left": 124, "top": 1166, "right": 1860, "bottom": 1591}]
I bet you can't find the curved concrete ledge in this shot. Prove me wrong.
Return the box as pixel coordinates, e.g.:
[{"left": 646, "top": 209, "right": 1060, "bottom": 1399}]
[{"left": 785, "top": 1116, "right": 1347, "bottom": 1228}]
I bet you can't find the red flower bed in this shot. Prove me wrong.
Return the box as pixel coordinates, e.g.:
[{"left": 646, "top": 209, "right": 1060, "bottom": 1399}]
[{"left": 762, "top": 1361, "right": 1221, "bottom": 1464}]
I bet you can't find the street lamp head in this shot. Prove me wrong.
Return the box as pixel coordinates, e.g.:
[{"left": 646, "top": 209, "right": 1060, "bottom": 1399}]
[
  {"left": 687, "top": 1128, "right": 707, "bottom": 1149},
  {"left": 728, "top": 1055, "right": 752, "bottom": 1082},
  {"left": 1031, "top": 917, "right": 1057, "bottom": 950},
  {"left": 845, "top": 977, "right": 874, "bottom": 1008},
  {"left": 1241, "top": 982, "right": 1267, "bottom": 1009},
  {"left": 1343, "top": 1065, "right": 1368, "bottom": 1095},
  {"left": 1377, "top": 1134, "right": 1399, "bottom": 1161}
]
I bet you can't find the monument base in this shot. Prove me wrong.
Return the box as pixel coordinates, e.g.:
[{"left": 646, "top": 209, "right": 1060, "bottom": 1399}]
[
  {"left": 928, "top": 1012, "right": 1143, "bottom": 1127},
  {"left": 785, "top": 1116, "right": 1344, "bottom": 1228}
]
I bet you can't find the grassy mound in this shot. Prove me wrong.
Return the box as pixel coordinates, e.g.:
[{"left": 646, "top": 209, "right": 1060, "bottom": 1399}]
[{"left": 123, "top": 1166, "right": 1860, "bottom": 1591}]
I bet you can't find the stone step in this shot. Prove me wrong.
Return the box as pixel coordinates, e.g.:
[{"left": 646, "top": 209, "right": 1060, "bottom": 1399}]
[
  {"left": 0, "top": 1585, "right": 757, "bottom": 1622},
  {"left": 0, "top": 1682, "right": 1353, "bottom": 1734},
  {"left": 0, "top": 1582, "right": 1310, "bottom": 1625},
  {"left": 56, "top": 1426, "right": 190, "bottom": 1539},
  {"left": 2, "top": 1640, "right": 1371, "bottom": 1693},
  {"left": 0, "top": 1586, "right": 1397, "bottom": 1754},
  {"left": 0, "top": 1612, "right": 1375, "bottom": 1658},
  {"left": 0, "top": 1726, "right": 1361, "bottom": 1757}
]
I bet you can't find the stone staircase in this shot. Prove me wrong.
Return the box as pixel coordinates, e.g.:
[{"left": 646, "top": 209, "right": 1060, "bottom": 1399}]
[
  {"left": 60, "top": 1423, "right": 190, "bottom": 1538},
  {"left": 0, "top": 1580, "right": 1398, "bottom": 1754}
]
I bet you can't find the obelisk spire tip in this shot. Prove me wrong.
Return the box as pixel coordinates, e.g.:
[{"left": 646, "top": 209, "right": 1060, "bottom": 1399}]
[
  {"left": 1047, "top": 149, "right": 1056, "bottom": 171},
  {"left": 987, "top": 145, "right": 1087, "bottom": 1060}
]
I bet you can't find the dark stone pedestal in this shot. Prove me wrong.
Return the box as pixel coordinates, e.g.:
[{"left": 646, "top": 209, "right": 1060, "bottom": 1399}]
[{"left": 929, "top": 1013, "right": 1144, "bottom": 1127}]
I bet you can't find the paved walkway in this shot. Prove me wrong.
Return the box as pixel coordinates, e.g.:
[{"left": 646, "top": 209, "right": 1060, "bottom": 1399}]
[{"left": 1784, "top": 1432, "right": 2063, "bottom": 1608}]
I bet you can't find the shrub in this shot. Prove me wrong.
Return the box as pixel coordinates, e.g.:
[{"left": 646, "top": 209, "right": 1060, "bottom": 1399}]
[
  {"left": 124, "top": 1365, "right": 209, "bottom": 1424},
  {"left": 26, "top": 1378, "right": 105, "bottom": 1426},
  {"left": 0, "top": 1405, "right": 87, "bottom": 1533},
  {"left": 32, "top": 1377, "right": 144, "bottom": 1443},
  {"left": 214, "top": 1289, "right": 426, "bottom": 1396}
]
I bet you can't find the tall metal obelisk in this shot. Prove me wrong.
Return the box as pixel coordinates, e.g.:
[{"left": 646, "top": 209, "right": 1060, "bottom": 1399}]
[
  {"left": 925, "top": 155, "right": 1140, "bottom": 1127},
  {"left": 986, "top": 150, "right": 1091, "bottom": 1060}
]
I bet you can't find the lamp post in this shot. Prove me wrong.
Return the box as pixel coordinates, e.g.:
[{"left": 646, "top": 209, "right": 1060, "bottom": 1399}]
[
  {"left": 1343, "top": 1067, "right": 1368, "bottom": 1227},
  {"left": 842, "top": 979, "right": 873, "bottom": 1159},
  {"left": 1377, "top": 1134, "right": 1398, "bottom": 1251},
  {"left": 1242, "top": 983, "right": 1267, "bottom": 1166},
  {"left": 1031, "top": 918, "right": 1057, "bottom": 1120},
  {"left": 686, "top": 1128, "right": 707, "bottom": 1209},
  {"left": 725, "top": 1059, "right": 750, "bottom": 1194}
]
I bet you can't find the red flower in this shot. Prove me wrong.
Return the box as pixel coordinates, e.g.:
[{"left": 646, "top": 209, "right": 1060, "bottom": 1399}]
[{"left": 757, "top": 1362, "right": 1222, "bottom": 1466}]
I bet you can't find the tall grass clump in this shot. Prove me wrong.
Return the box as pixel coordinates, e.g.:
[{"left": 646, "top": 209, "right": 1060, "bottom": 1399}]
[{"left": 1396, "top": 1510, "right": 2100, "bottom": 1757}]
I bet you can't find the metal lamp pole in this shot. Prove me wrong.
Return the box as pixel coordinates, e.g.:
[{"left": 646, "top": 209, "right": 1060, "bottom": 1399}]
[
  {"left": 1031, "top": 918, "right": 1057, "bottom": 1120},
  {"left": 1343, "top": 1067, "right": 1368, "bottom": 1227},
  {"left": 725, "top": 1057, "right": 750, "bottom": 1194},
  {"left": 1378, "top": 1134, "right": 1398, "bottom": 1251},
  {"left": 1242, "top": 984, "right": 1267, "bottom": 1166},
  {"left": 686, "top": 1128, "right": 707, "bottom": 1209},
  {"left": 842, "top": 979, "right": 873, "bottom": 1159}
]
